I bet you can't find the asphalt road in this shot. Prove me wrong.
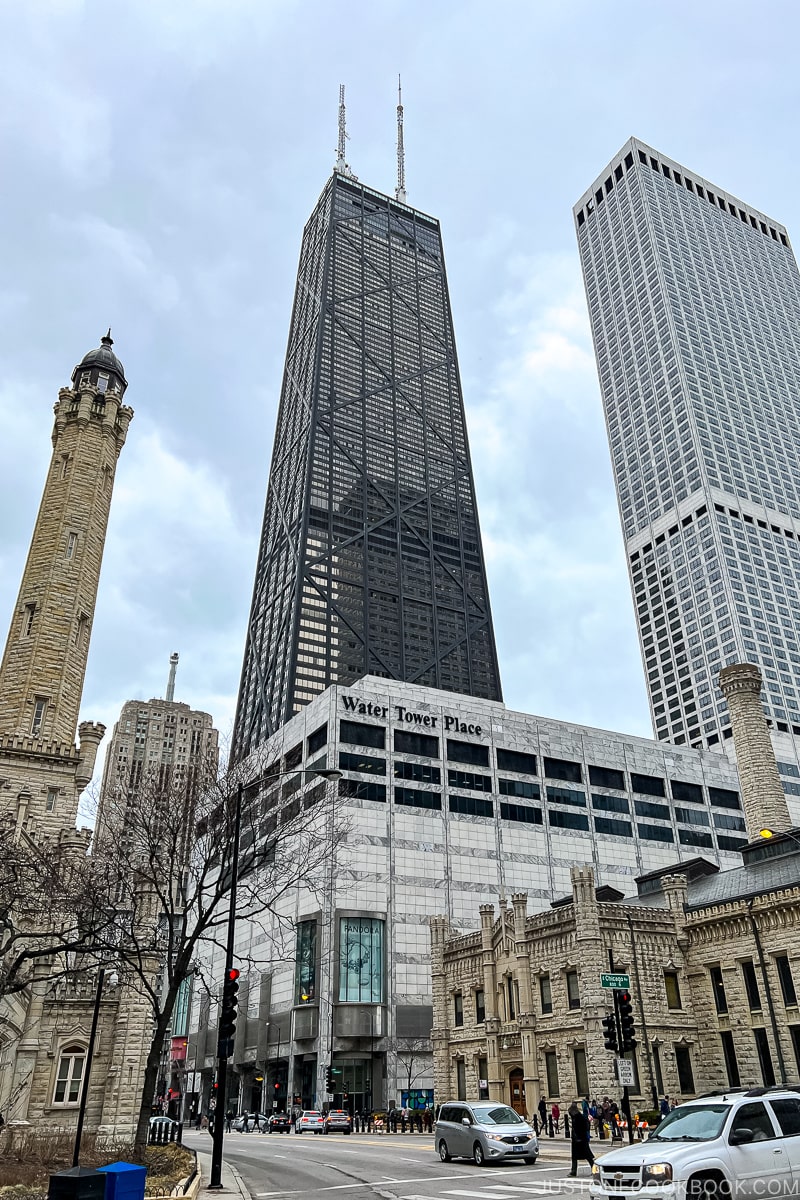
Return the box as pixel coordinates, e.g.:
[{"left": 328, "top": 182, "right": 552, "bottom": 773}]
[{"left": 185, "top": 1129, "right": 591, "bottom": 1200}]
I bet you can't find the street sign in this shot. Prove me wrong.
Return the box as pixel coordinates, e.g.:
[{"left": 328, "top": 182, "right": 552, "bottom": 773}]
[
  {"left": 615, "top": 1057, "right": 635, "bottom": 1086},
  {"left": 600, "top": 972, "right": 631, "bottom": 989}
]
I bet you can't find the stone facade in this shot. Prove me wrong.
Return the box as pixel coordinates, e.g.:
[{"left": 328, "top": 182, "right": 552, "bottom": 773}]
[
  {"left": 432, "top": 849, "right": 800, "bottom": 1115},
  {"left": 719, "top": 662, "right": 791, "bottom": 836},
  {"left": 0, "top": 335, "right": 154, "bottom": 1140}
]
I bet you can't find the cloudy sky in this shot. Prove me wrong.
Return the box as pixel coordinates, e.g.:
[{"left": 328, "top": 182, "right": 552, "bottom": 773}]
[{"left": 1, "top": 0, "right": 798, "bottom": 782}]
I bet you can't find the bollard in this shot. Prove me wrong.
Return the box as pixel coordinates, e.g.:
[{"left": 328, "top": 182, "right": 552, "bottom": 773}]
[
  {"left": 548, "top": 1115, "right": 554, "bottom": 1138},
  {"left": 564, "top": 1113, "right": 570, "bottom": 1139}
]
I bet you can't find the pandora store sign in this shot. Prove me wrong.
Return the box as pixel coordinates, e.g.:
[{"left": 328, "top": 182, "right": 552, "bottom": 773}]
[{"left": 341, "top": 694, "right": 483, "bottom": 737}]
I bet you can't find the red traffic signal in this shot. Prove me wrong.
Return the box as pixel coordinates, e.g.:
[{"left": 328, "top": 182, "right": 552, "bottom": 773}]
[{"left": 226, "top": 968, "right": 241, "bottom": 982}]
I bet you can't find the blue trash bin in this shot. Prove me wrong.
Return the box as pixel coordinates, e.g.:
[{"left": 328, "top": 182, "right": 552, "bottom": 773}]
[{"left": 97, "top": 1162, "right": 146, "bottom": 1200}]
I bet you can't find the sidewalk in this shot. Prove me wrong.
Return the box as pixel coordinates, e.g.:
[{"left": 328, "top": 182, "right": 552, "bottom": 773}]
[{"left": 195, "top": 1149, "right": 251, "bottom": 1199}]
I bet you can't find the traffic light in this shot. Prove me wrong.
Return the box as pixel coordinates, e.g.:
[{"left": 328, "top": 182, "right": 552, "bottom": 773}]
[
  {"left": 617, "top": 989, "right": 636, "bottom": 1051},
  {"left": 602, "top": 1011, "right": 618, "bottom": 1053},
  {"left": 325, "top": 1066, "right": 334, "bottom": 1092},
  {"left": 217, "top": 967, "right": 240, "bottom": 1058}
]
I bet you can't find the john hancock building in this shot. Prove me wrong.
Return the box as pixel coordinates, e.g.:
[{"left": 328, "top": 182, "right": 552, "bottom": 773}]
[
  {"left": 575, "top": 138, "right": 800, "bottom": 773},
  {"left": 231, "top": 168, "right": 502, "bottom": 758}
]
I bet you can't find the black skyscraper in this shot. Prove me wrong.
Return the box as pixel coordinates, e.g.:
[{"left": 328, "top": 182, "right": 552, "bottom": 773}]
[{"left": 233, "top": 171, "right": 501, "bottom": 757}]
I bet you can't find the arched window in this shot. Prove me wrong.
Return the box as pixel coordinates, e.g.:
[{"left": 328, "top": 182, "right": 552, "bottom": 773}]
[{"left": 53, "top": 1044, "right": 86, "bottom": 1105}]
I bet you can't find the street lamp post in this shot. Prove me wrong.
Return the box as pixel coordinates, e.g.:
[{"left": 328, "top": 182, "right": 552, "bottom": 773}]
[
  {"left": 208, "top": 765, "right": 341, "bottom": 1190},
  {"left": 72, "top": 967, "right": 118, "bottom": 1167}
]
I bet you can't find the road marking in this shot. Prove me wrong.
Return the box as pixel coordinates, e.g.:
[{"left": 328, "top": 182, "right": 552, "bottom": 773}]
[{"left": 253, "top": 1171, "right": 541, "bottom": 1197}]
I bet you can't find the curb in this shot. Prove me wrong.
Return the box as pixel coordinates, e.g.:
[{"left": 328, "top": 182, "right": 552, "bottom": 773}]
[{"left": 193, "top": 1150, "right": 252, "bottom": 1199}]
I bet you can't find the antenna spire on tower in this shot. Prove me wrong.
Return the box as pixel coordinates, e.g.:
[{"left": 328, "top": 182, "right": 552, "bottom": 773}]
[
  {"left": 395, "top": 75, "right": 407, "bottom": 204},
  {"left": 336, "top": 84, "right": 347, "bottom": 172},
  {"left": 335, "top": 84, "right": 357, "bottom": 178}
]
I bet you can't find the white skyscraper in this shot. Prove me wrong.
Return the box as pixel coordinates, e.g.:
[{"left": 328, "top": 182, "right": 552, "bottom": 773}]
[{"left": 575, "top": 138, "right": 800, "bottom": 776}]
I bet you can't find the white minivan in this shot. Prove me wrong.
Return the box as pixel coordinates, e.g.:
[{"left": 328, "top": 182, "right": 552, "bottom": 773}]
[{"left": 435, "top": 1101, "right": 538, "bottom": 1166}]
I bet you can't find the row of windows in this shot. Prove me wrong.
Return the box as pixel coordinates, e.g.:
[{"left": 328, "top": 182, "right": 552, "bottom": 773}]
[{"left": 337, "top": 720, "right": 740, "bottom": 808}]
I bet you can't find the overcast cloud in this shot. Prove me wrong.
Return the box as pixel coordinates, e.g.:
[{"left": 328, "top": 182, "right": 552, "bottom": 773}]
[{"left": 1, "top": 0, "right": 798, "bottom": 786}]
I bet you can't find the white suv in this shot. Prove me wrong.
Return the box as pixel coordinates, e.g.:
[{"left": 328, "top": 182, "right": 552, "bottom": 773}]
[{"left": 590, "top": 1088, "right": 800, "bottom": 1199}]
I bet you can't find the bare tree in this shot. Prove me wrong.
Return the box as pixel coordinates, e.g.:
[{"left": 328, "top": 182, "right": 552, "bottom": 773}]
[
  {"left": 89, "top": 751, "right": 344, "bottom": 1154},
  {"left": 392, "top": 1037, "right": 432, "bottom": 1102},
  {"left": 0, "top": 816, "right": 120, "bottom": 997}
]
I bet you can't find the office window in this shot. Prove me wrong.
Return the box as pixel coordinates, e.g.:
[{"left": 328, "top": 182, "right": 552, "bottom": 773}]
[
  {"left": 592, "top": 793, "right": 629, "bottom": 813},
  {"left": 547, "top": 785, "right": 585, "bottom": 806},
  {"left": 631, "top": 772, "right": 666, "bottom": 797},
  {"left": 66, "top": 531, "right": 78, "bottom": 559},
  {"left": 709, "top": 787, "right": 740, "bottom": 809},
  {"left": 478, "top": 1057, "right": 489, "bottom": 1099},
  {"left": 720, "top": 1031, "right": 740, "bottom": 1088},
  {"left": 674, "top": 1045, "right": 695, "bottom": 1093},
  {"left": 395, "top": 760, "right": 441, "bottom": 784},
  {"left": 496, "top": 747, "right": 537, "bottom": 775},
  {"left": 339, "top": 750, "right": 386, "bottom": 775},
  {"left": 671, "top": 779, "right": 704, "bottom": 804},
  {"left": 46, "top": 788, "right": 58, "bottom": 813},
  {"left": 540, "top": 975, "right": 552, "bottom": 1015},
  {"left": 475, "top": 989, "right": 485, "bottom": 1024},
  {"left": 446, "top": 739, "right": 489, "bottom": 767},
  {"left": 338, "top": 779, "right": 386, "bottom": 803},
  {"left": 574, "top": 1047, "right": 589, "bottom": 1096},
  {"left": 448, "top": 769, "right": 492, "bottom": 792},
  {"left": 664, "top": 971, "right": 682, "bottom": 1010},
  {"left": 338, "top": 917, "right": 384, "bottom": 1003},
  {"left": 549, "top": 809, "right": 590, "bottom": 832},
  {"left": 53, "top": 1045, "right": 86, "bottom": 1105},
  {"left": 776, "top": 955, "right": 798, "bottom": 1007},
  {"left": 589, "top": 764, "right": 625, "bottom": 790},
  {"left": 393, "top": 787, "right": 441, "bottom": 810},
  {"left": 340, "top": 720, "right": 385, "bottom": 749},
  {"left": 394, "top": 730, "right": 439, "bottom": 758},
  {"left": 449, "top": 793, "right": 493, "bottom": 818},
  {"left": 499, "top": 778, "right": 540, "bottom": 799},
  {"left": 544, "top": 756, "right": 582, "bottom": 783},
  {"left": 566, "top": 970, "right": 580, "bottom": 1010},
  {"left": 742, "top": 960, "right": 761, "bottom": 1011},
  {"left": 595, "top": 816, "right": 633, "bottom": 837},
  {"left": 454, "top": 992, "right": 463, "bottom": 1027},
  {"left": 295, "top": 920, "right": 317, "bottom": 1004},
  {"left": 709, "top": 965, "right": 728, "bottom": 1014},
  {"left": 307, "top": 723, "right": 328, "bottom": 756},
  {"left": 500, "top": 801, "right": 542, "bottom": 825},
  {"left": 544, "top": 1051, "right": 559, "bottom": 1098}
]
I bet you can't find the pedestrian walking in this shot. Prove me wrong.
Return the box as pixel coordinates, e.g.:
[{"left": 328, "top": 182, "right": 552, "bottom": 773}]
[
  {"left": 568, "top": 1101, "right": 595, "bottom": 1177},
  {"left": 225, "top": 1109, "right": 233, "bottom": 1132},
  {"left": 552, "top": 1102, "right": 560, "bottom": 1134},
  {"left": 538, "top": 1097, "right": 547, "bottom": 1130}
]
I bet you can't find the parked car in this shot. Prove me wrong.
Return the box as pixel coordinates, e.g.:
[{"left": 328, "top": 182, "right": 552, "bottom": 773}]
[
  {"left": 591, "top": 1088, "right": 800, "bottom": 1199},
  {"left": 435, "top": 1101, "right": 538, "bottom": 1166},
  {"left": 296, "top": 1110, "right": 324, "bottom": 1134},
  {"left": 324, "top": 1109, "right": 352, "bottom": 1134},
  {"left": 268, "top": 1111, "right": 292, "bottom": 1133},
  {"left": 232, "top": 1111, "right": 269, "bottom": 1132},
  {"left": 149, "top": 1115, "right": 178, "bottom": 1130}
]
